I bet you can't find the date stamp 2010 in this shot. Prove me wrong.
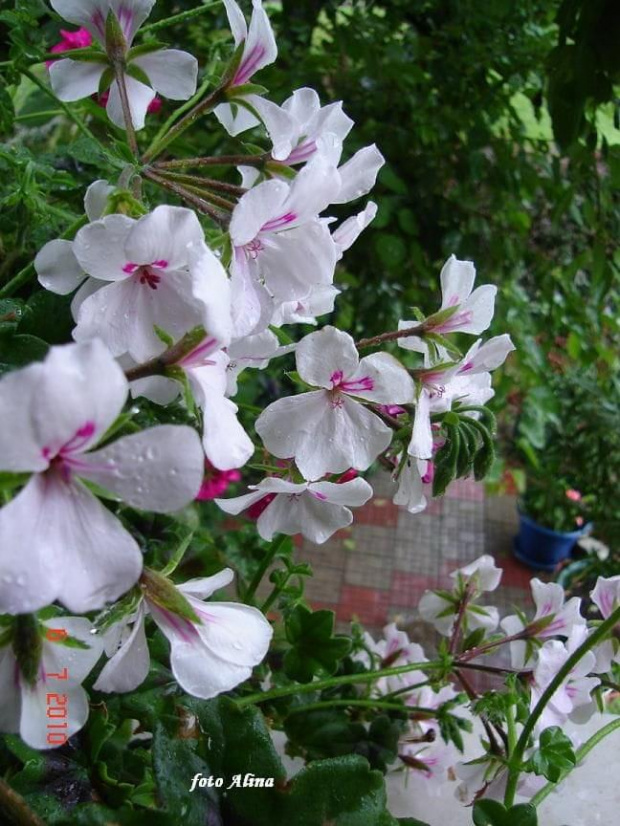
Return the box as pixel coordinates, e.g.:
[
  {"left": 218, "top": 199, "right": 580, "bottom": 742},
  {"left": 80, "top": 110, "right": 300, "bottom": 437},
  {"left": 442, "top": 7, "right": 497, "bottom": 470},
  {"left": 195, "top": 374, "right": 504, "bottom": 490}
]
[{"left": 45, "top": 628, "right": 69, "bottom": 748}]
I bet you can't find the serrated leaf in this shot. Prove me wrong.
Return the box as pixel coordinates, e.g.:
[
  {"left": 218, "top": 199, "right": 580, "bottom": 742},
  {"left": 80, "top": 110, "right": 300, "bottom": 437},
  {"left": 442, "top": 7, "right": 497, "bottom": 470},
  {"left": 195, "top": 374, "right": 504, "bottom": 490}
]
[
  {"left": 528, "top": 725, "right": 576, "bottom": 783},
  {"left": 473, "top": 800, "right": 537, "bottom": 826},
  {"left": 284, "top": 606, "right": 352, "bottom": 683}
]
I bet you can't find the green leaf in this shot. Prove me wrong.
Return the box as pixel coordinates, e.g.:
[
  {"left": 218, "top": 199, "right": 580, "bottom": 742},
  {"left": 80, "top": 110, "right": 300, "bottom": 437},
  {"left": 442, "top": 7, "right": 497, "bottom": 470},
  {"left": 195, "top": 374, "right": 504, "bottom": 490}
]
[
  {"left": 152, "top": 722, "right": 221, "bottom": 826},
  {"left": 473, "top": 800, "right": 538, "bottom": 826},
  {"left": 18, "top": 290, "right": 75, "bottom": 344},
  {"left": 284, "top": 606, "right": 352, "bottom": 683},
  {"left": 528, "top": 725, "right": 576, "bottom": 783},
  {"left": 0, "top": 333, "right": 48, "bottom": 374}
]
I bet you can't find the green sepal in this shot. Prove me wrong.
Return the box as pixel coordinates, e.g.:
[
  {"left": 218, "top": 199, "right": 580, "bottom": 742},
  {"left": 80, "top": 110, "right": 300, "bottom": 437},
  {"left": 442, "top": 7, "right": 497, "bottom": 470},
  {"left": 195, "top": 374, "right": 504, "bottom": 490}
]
[
  {"left": 98, "top": 65, "right": 115, "bottom": 96},
  {"left": 49, "top": 48, "right": 109, "bottom": 64},
  {"left": 126, "top": 61, "right": 152, "bottom": 87},
  {"left": 139, "top": 568, "right": 201, "bottom": 624},
  {"left": 220, "top": 41, "right": 246, "bottom": 87},
  {"left": 154, "top": 325, "right": 175, "bottom": 347},
  {"left": 93, "top": 587, "right": 143, "bottom": 635},
  {"left": 105, "top": 9, "right": 128, "bottom": 60},
  {"left": 432, "top": 422, "right": 460, "bottom": 496},
  {"left": 226, "top": 82, "right": 269, "bottom": 100},
  {"left": 12, "top": 614, "right": 42, "bottom": 687},
  {"left": 127, "top": 41, "right": 167, "bottom": 60}
]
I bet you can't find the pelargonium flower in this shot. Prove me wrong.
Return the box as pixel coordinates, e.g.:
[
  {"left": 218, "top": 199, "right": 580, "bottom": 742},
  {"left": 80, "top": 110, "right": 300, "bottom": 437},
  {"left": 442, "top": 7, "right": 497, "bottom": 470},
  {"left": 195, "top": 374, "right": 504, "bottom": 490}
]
[
  {"left": 94, "top": 568, "right": 272, "bottom": 699},
  {"left": 228, "top": 155, "right": 341, "bottom": 338},
  {"left": 398, "top": 255, "right": 497, "bottom": 358},
  {"left": 361, "top": 623, "right": 428, "bottom": 695},
  {"left": 418, "top": 555, "right": 502, "bottom": 637},
  {"left": 530, "top": 626, "right": 599, "bottom": 732},
  {"left": 49, "top": 0, "right": 198, "bottom": 131},
  {"left": 590, "top": 575, "right": 620, "bottom": 672},
  {"left": 216, "top": 476, "right": 373, "bottom": 544},
  {"left": 0, "top": 616, "right": 103, "bottom": 749},
  {"left": 40, "top": 206, "right": 231, "bottom": 362},
  {"left": 130, "top": 337, "right": 253, "bottom": 471},
  {"left": 501, "top": 579, "right": 586, "bottom": 668},
  {"left": 255, "top": 326, "right": 415, "bottom": 481},
  {"left": 214, "top": 0, "right": 288, "bottom": 146},
  {"left": 0, "top": 340, "right": 204, "bottom": 614},
  {"left": 408, "top": 334, "right": 515, "bottom": 459}
]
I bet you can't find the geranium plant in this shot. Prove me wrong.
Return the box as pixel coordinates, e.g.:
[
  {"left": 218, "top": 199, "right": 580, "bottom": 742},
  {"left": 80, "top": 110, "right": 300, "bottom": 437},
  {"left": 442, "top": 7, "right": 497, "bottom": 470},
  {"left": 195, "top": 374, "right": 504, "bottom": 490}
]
[{"left": 0, "top": 2, "right": 619, "bottom": 826}]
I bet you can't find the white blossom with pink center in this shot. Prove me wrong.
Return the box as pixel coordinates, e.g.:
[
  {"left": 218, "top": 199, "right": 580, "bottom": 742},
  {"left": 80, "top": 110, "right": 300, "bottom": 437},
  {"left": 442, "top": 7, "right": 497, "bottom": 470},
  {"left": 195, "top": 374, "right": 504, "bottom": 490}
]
[
  {"left": 228, "top": 155, "right": 342, "bottom": 338},
  {"left": 408, "top": 334, "right": 515, "bottom": 459},
  {"left": 0, "top": 618, "right": 103, "bottom": 749},
  {"left": 216, "top": 476, "right": 373, "bottom": 544},
  {"left": 530, "top": 626, "right": 600, "bottom": 733},
  {"left": 255, "top": 326, "right": 415, "bottom": 481},
  {"left": 0, "top": 340, "right": 204, "bottom": 614},
  {"left": 398, "top": 255, "right": 497, "bottom": 359},
  {"left": 49, "top": 0, "right": 198, "bottom": 130},
  {"left": 94, "top": 569, "right": 272, "bottom": 699},
  {"left": 51, "top": 206, "right": 231, "bottom": 361},
  {"left": 501, "top": 579, "right": 586, "bottom": 668}
]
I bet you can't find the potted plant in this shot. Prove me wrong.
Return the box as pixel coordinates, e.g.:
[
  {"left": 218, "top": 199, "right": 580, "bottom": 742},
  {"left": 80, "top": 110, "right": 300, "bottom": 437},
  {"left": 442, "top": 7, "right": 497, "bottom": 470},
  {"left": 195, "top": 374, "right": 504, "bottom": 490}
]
[{"left": 515, "top": 481, "right": 593, "bottom": 570}]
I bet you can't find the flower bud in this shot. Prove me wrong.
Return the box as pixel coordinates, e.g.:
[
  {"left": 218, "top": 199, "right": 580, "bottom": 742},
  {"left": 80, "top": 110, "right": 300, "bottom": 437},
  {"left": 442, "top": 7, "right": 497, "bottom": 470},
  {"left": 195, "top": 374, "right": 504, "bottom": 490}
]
[
  {"left": 140, "top": 569, "right": 201, "bottom": 624},
  {"left": 105, "top": 9, "right": 128, "bottom": 63}
]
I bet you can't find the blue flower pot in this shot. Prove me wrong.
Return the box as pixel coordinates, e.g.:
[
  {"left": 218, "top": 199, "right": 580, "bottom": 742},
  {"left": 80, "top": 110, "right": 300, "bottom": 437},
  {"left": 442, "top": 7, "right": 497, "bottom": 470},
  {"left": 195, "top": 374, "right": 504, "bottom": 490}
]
[{"left": 513, "top": 512, "right": 590, "bottom": 571}]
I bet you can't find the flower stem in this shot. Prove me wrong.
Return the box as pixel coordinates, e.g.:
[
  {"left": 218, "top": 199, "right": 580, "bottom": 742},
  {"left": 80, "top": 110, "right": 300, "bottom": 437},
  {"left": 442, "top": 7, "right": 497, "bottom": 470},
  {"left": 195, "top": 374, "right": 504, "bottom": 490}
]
[
  {"left": 356, "top": 323, "right": 427, "bottom": 350},
  {"left": 529, "top": 716, "right": 620, "bottom": 807},
  {"left": 236, "top": 660, "right": 445, "bottom": 708},
  {"left": 503, "top": 603, "right": 620, "bottom": 808},
  {"left": 155, "top": 154, "right": 268, "bottom": 170},
  {"left": 139, "top": 1, "right": 222, "bottom": 36},
  {"left": 0, "top": 777, "right": 46, "bottom": 826},
  {"left": 286, "top": 698, "right": 436, "bottom": 716},
  {"left": 22, "top": 69, "right": 102, "bottom": 147},
  {"left": 458, "top": 630, "right": 528, "bottom": 663},
  {"left": 244, "top": 534, "right": 289, "bottom": 605},
  {"left": 112, "top": 62, "right": 139, "bottom": 156},
  {"left": 124, "top": 327, "right": 206, "bottom": 382},
  {"left": 155, "top": 171, "right": 246, "bottom": 197},
  {"left": 143, "top": 169, "right": 228, "bottom": 227},
  {"left": 142, "top": 85, "right": 226, "bottom": 163}
]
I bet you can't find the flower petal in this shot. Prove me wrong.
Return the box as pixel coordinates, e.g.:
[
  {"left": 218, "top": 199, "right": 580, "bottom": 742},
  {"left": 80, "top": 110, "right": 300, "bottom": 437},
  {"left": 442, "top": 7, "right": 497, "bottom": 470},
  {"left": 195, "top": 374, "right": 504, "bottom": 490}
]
[
  {"left": 125, "top": 205, "right": 204, "bottom": 272},
  {"left": 49, "top": 58, "right": 105, "bottom": 101},
  {"left": 296, "top": 326, "right": 359, "bottom": 389},
  {"left": 106, "top": 76, "right": 156, "bottom": 131},
  {"left": 408, "top": 389, "right": 433, "bottom": 460},
  {"left": 230, "top": 179, "right": 290, "bottom": 246},
  {"left": 84, "top": 179, "right": 114, "bottom": 221},
  {"left": 133, "top": 49, "right": 198, "bottom": 100},
  {"left": 35, "top": 240, "right": 85, "bottom": 295},
  {"left": 93, "top": 605, "right": 150, "bottom": 693},
  {"left": 73, "top": 214, "right": 136, "bottom": 282},
  {"left": 350, "top": 352, "right": 415, "bottom": 404},
  {"left": 333, "top": 201, "right": 377, "bottom": 259},
  {"left": 333, "top": 144, "right": 385, "bottom": 204},
  {"left": 0, "top": 362, "right": 49, "bottom": 472},
  {"left": 78, "top": 425, "right": 204, "bottom": 512},
  {"left": 309, "top": 478, "right": 373, "bottom": 507},
  {"left": 0, "top": 474, "right": 142, "bottom": 614},
  {"left": 439, "top": 255, "right": 476, "bottom": 308},
  {"left": 177, "top": 569, "right": 235, "bottom": 600},
  {"left": 42, "top": 617, "right": 104, "bottom": 686},
  {"left": 189, "top": 241, "right": 234, "bottom": 347}
]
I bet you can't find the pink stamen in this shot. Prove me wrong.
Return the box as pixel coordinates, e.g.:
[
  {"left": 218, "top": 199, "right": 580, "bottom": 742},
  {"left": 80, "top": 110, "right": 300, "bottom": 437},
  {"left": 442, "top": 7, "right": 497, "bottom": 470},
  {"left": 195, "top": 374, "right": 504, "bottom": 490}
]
[
  {"left": 138, "top": 269, "right": 161, "bottom": 290},
  {"left": 261, "top": 212, "right": 298, "bottom": 233},
  {"left": 244, "top": 239, "right": 265, "bottom": 259},
  {"left": 330, "top": 371, "right": 375, "bottom": 394}
]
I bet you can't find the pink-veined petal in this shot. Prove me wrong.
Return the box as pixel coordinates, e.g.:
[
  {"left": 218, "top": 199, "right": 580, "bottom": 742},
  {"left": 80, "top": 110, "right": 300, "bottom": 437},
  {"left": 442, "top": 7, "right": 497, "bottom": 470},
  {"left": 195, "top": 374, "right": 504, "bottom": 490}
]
[
  {"left": 230, "top": 179, "right": 289, "bottom": 246},
  {"left": 439, "top": 255, "right": 476, "bottom": 308},
  {"left": 296, "top": 326, "right": 359, "bottom": 389},
  {"left": 125, "top": 205, "right": 204, "bottom": 271},
  {"left": 348, "top": 352, "right": 415, "bottom": 404}
]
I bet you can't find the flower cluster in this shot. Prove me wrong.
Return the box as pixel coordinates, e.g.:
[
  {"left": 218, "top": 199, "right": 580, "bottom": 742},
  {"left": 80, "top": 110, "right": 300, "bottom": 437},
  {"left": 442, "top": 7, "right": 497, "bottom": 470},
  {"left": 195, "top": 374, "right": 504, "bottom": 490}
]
[{"left": 0, "top": 0, "right": 516, "bottom": 753}]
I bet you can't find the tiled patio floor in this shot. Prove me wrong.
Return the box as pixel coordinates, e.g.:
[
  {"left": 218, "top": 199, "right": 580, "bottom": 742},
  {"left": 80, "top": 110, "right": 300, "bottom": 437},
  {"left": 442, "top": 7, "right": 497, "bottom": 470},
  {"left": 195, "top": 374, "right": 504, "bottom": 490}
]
[{"left": 299, "top": 471, "right": 543, "bottom": 645}]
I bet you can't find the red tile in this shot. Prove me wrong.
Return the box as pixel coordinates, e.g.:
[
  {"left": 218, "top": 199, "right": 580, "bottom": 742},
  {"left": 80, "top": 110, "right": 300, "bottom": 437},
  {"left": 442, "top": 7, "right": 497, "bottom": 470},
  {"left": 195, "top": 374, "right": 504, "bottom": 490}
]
[
  {"left": 445, "top": 478, "right": 485, "bottom": 501},
  {"left": 495, "top": 555, "right": 534, "bottom": 590},
  {"left": 390, "top": 571, "right": 438, "bottom": 608},
  {"left": 355, "top": 498, "right": 399, "bottom": 527},
  {"left": 337, "top": 585, "right": 391, "bottom": 625}
]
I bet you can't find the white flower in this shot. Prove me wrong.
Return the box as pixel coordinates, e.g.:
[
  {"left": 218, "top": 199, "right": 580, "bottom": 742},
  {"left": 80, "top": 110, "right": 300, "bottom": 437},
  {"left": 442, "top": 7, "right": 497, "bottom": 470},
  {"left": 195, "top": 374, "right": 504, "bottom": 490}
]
[
  {"left": 393, "top": 455, "right": 433, "bottom": 514},
  {"left": 408, "top": 335, "right": 515, "bottom": 459},
  {"left": 214, "top": 0, "right": 284, "bottom": 143},
  {"left": 216, "top": 476, "right": 373, "bottom": 544},
  {"left": 131, "top": 339, "right": 253, "bottom": 471},
  {"left": 255, "top": 326, "right": 415, "bottom": 480},
  {"left": 368, "top": 623, "right": 428, "bottom": 695},
  {"left": 418, "top": 555, "right": 502, "bottom": 637},
  {"left": 0, "top": 341, "right": 204, "bottom": 614},
  {"left": 58, "top": 206, "right": 230, "bottom": 361},
  {"left": 94, "top": 569, "right": 272, "bottom": 699},
  {"left": 590, "top": 576, "right": 620, "bottom": 672},
  {"left": 332, "top": 202, "right": 378, "bottom": 260},
  {"left": 0, "top": 617, "right": 103, "bottom": 749},
  {"left": 501, "top": 579, "right": 586, "bottom": 668},
  {"left": 49, "top": 0, "right": 198, "bottom": 130},
  {"left": 225, "top": 329, "right": 281, "bottom": 395},
  {"left": 530, "top": 627, "right": 599, "bottom": 732},
  {"left": 399, "top": 255, "right": 497, "bottom": 358},
  {"left": 271, "top": 284, "right": 341, "bottom": 328},
  {"left": 228, "top": 155, "right": 341, "bottom": 338}
]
